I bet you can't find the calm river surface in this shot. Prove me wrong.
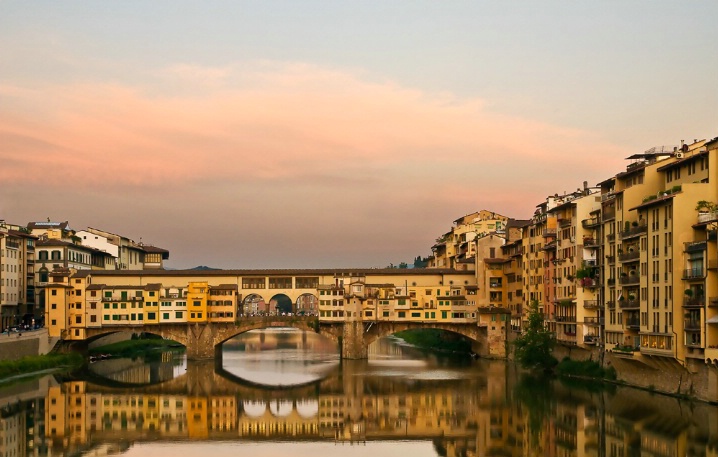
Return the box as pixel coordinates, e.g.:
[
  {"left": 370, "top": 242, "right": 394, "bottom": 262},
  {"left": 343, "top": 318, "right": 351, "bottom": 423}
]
[{"left": 2, "top": 329, "right": 718, "bottom": 456}]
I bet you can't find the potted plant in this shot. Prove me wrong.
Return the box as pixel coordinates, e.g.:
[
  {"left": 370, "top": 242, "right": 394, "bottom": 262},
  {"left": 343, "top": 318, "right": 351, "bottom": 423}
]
[{"left": 685, "top": 289, "right": 694, "bottom": 297}]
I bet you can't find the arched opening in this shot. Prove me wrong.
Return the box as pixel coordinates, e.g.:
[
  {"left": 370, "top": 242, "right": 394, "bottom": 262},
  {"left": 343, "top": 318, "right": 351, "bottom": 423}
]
[
  {"left": 270, "top": 294, "right": 293, "bottom": 315},
  {"left": 242, "top": 294, "right": 266, "bottom": 316},
  {"left": 295, "top": 293, "right": 318, "bottom": 316}
]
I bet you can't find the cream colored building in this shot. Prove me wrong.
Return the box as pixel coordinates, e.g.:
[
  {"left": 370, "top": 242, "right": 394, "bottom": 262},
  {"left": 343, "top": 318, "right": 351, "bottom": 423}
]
[{"left": 429, "top": 210, "right": 509, "bottom": 269}]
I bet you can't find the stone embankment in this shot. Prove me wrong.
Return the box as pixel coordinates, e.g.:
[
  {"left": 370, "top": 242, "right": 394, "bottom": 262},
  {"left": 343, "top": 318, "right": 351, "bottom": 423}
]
[
  {"left": 554, "top": 345, "right": 718, "bottom": 403},
  {"left": 0, "top": 329, "right": 60, "bottom": 361}
]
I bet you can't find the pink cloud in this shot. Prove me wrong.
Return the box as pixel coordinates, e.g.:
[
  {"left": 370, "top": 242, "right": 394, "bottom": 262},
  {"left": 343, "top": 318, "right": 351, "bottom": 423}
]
[{"left": 0, "top": 62, "right": 628, "bottom": 192}]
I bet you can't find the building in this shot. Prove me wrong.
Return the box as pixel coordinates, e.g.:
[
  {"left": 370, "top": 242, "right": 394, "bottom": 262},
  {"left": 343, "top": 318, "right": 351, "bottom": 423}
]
[
  {"left": 0, "top": 221, "right": 37, "bottom": 329},
  {"left": 429, "top": 211, "right": 509, "bottom": 269}
]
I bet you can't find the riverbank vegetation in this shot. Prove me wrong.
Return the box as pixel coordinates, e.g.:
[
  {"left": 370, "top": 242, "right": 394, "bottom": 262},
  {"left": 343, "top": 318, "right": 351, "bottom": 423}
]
[
  {"left": 556, "top": 357, "right": 616, "bottom": 380},
  {"left": 394, "top": 329, "right": 473, "bottom": 354},
  {"left": 0, "top": 353, "right": 84, "bottom": 381},
  {"left": 89, "top": 335, "right": 184, "bottom": 358},
  {"left": 513, "top": 300, "right": 557, "bottom": 371}
]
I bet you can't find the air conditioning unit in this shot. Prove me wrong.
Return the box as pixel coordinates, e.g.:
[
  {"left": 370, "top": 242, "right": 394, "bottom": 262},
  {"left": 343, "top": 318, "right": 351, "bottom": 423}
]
[{"left": 676, "top": 152, "right": 684, "bottom": 159}]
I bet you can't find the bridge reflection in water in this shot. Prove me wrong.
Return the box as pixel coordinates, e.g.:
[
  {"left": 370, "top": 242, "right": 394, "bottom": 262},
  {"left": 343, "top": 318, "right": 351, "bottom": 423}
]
[{"left": 4, "top": 331, "right": 718, "bottom": 457}]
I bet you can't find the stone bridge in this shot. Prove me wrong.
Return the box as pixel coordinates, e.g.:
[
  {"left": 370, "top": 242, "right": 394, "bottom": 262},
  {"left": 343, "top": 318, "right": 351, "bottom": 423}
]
[{"left": 80, "top": 316, "right": 488, "bottom": 359}]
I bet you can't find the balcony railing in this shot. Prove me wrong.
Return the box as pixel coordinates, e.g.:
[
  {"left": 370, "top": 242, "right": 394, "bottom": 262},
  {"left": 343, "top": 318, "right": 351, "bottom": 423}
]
[
  {"left": 584, "top": 316, "right": 603, "bottom": 325},
  {"left": 619, "top": 251, "right": 640, "bottom": 262},
  {"left": 683, "top": 297, "right": 706, "bottom": 308},
  {"left": 583, "top": 335, "right": 600, "bottom": 345},
  {"left": 606, "top": 300, "right": 615, "bottom": 309},
  {"left": 559, "top": 218, "right": 573, "bottom": 228},
  {"left": 583, "top": 238, "right": 599, "bottom": 248},
  {"left": 619, "top": 299, "right": 639, "bottom": 309},
  {"left": 602, "top": 210, "right": 615, "bottom": 221},
  {"left": 620, "top": 224, "right": 648, "bottom": 240},
  {"left": 583, "top": 300, "right": 600, "bottom": 309},
  {"left": 620, "top": 275, "right": 640, "bottom": 285},
  {"left": 607, "top": 278, "right": 616, "bottom": 286},
  {"left": 625, "top": 318, "right": 640, "bottom": 329},
  {"left": 684, "top": 319, "right": 701, "bottom": 331},
  {"left": 607, "top": 233, "right": 616, "bottom": 242},
  {"left": 606, "top": 255, "right": 615, "bottom": 264},
  {"left": 582, "top": 218, "right": 600, "bottom": 229},
  {"left": 683, "top": 268, "right": 705, "bottom": 279},
  {"left": 685, "top": 241, "right": 707, "bottom": 253},
  {"left": 697, "top": 211, "right": 718, "bottom": 224},
  {"left": 555, "top": 316, "right": 577, "bottom": 323}
]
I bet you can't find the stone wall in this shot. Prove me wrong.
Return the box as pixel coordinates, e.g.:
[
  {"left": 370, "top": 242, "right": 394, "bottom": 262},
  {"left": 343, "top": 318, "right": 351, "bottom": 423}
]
[
  {"left": 552, "top": 344, "right": 718, "bottom": 403},
  {"left": 0, "top": 329, "right": 57, "bottom": 361}
]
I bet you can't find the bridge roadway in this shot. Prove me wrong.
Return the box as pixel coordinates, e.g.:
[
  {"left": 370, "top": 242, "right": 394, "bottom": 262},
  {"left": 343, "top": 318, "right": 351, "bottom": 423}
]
[{"left": 80, "top": 315, "right": 488, "bottom": 359}]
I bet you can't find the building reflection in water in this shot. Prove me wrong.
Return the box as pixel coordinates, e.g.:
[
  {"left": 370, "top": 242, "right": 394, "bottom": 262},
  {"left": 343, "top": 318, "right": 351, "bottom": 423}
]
[{"left": 2, "top": 334, "right": 718, "bottom": 457}]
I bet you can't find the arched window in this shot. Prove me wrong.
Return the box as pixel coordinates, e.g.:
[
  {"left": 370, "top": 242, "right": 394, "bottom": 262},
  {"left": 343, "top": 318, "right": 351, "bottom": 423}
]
[{"left": 39, "top": 268, "right": 49, "bottom": 283}]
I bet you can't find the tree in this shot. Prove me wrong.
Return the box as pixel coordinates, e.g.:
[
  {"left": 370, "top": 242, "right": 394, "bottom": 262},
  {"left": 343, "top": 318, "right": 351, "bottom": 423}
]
[{"left": 513, "top": 300, "right": 557, "bottom": 371}]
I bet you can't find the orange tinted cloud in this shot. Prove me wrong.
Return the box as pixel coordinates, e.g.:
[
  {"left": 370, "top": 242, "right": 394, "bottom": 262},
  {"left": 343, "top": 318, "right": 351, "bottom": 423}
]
[{"left": 0, "top": 61, "right": 628, "bottom": 194}]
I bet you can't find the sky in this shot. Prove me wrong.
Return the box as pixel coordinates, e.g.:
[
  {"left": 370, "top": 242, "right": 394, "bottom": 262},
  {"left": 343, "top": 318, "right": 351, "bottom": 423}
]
[{"left": 1, "top": 1, "right": 717, "bottom": 269}]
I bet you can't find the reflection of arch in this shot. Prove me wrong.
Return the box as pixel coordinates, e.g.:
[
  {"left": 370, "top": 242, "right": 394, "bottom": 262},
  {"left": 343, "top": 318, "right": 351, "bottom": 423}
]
[
  {"left": 243, "top": 400, "right": 267, "bottom": 418},
  {"left": 269, "top": 399, "right": 294, "bottom": 417},
  {"left": 270, "top": 294, "right": 292, "bottom": 314},
  {"left": 295, "top": 294, "right": 318, "bottom": 316},
  {"left": 243, "top": 294, "right": 266, "bottom": 315},
  {"left": 296, "top": 399, "right": 319, "bottom": 418}
]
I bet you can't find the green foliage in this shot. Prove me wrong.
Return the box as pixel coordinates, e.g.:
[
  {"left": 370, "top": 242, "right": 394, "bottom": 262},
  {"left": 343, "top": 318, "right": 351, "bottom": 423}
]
[
  {"left": 89, "top": 338, "right": 183, "bottom": 357},
  {"left": 513, "top": 300, "right": 557, "bottom": 371},
  {"left": 0, "top": 353, "right": 83, "bottom": 380},
  {"left": 555, "top": 357, "right": 616, "bottom": 380},
  {"left": 395, "top": 329, "right": 473, "bottom": 353},
  {"left": 514, "top": 373, "right": 554, "bottom": 446}
]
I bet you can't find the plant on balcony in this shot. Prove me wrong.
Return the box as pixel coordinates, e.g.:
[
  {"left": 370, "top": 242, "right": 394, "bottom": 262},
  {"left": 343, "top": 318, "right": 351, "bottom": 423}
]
[
  {"left": 628, "top": 293, "right": 635, "bottom": 301},
  {"left": 695, "top": 200, "right": 717, "bottom": 212},
  {"left": 685, "top": 289, "right": 694, "bottom": 297},
  {"left": 631, "top": 221, "right": 638, "bottom": 227}
]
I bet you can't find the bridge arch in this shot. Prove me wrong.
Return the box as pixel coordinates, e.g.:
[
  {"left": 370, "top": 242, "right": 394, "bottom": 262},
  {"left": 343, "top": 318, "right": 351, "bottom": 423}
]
[
  {"left": 295, "top": 293, "right": 318, "bottom": 316},
  {"left": 363, "top": 322, "right": 484, "bottom": 354},
  {"left": 269, "top": 294, "right": 292, "bottom": 314},
  {"left": 242, "top": 294, "right": 266, "bottom": 316}
]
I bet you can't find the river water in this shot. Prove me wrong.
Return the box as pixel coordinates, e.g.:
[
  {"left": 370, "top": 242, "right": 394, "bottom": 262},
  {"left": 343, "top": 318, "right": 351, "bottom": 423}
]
[{"left": 1, "top": 329, "right": 717, "bottom": 456}]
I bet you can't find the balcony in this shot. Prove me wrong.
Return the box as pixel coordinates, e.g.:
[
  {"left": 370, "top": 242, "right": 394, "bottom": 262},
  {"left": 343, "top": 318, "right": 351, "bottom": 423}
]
[
  {"left": 625, "top": 318, "right": 640, "bottom": 330},
  {"left": 620, "top": 223, "right": 647, "bottom": 240},
  {"left": 583, "top": 238, "right": 599, "bottom": 248},
  {"left": 683, "top": 268, "right": 705, "bottom": 280},
  {"left": 543, "top": 228, "right": 557, "bottom": 237},
  {"left": 697, "top": 211, "right": 718, "bottom": 225},
  {"left": 683, "top": 297, "right": 706, "bottom": 308},
  {"left": 584, "top": 316, "right": 603, "bottom": 326},
  {"left": 606, "top": 255, "right": 615, "bottom": 264},
  {"left": 607, "top": 278, "right": 616, "bottom": 286},
  {"left": 619, "top": 275, "right": 640, "bottom": 285},
  {"left": 685, "top": 241, "right": 707, "bottom": 253},
  {"left": 606, "top": 300, "right": 615, "bottom": 309},
  {"left": 607, "top": 233, "right": 616, "bottom": 242},
  {"left": 555, "top": 315, "right": 577, "bottom": 323},
  {"left": 602, "top": 210, "right": 615, "bottom": 221},
  {"left": 618, "top": 251, "right": 640, "bottom": 262},
  {"left": 582, "top": 217, "right": 600, "bottom": 229},
  {"left": 559, "top": 217, "right": 573, "bottom": 228},
  {"left": 619, "top": 299, "right": 639, "bottom": 309},
  {"left": 684, "top": 320, "right": 701, "bottom": 331},
  {"left": 583, "top": 300, "right": 600, "bottom": 309}
]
